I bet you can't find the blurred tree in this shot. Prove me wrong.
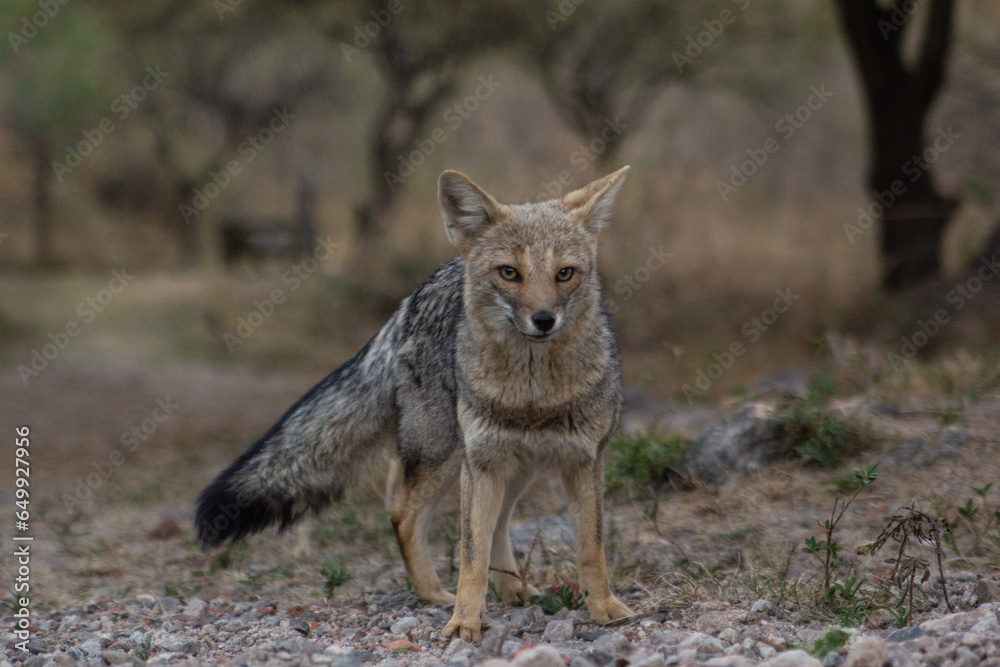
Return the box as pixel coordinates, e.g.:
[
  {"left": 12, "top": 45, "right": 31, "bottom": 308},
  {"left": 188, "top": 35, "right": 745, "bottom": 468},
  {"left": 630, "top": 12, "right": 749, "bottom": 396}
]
[
  {"left": 322, "top": 1, "right": 525, "bottom": 241},
  {"left": 834, "top": 0, "right": 958, "bottom": 290},
  {"left": 524, "top": 0, "right": 685, "bottom": 170},
  {"left": 111, "top": 1, "right": 337, "bottom": 266},
  {"left": 0, "top": 3, "right": 119, "bottom": 266}
]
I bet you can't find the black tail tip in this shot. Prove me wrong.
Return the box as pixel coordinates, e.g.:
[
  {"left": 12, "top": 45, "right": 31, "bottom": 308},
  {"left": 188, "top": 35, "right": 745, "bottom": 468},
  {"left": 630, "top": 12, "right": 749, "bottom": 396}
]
[{"left": 194, "top": 478, "right": 275, "bottom": 548}]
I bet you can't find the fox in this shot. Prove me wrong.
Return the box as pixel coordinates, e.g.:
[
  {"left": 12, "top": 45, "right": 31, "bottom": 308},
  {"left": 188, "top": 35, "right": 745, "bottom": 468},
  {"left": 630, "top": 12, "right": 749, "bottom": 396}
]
[{"left": 195, "top": 166, "right": 634, "bottom": 641}]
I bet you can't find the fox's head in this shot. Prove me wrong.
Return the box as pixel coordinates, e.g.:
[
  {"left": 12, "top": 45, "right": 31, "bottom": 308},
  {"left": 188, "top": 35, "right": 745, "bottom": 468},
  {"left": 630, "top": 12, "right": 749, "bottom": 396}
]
[{"left": 438, "top": 166, "right": 629, "bottom": 342}]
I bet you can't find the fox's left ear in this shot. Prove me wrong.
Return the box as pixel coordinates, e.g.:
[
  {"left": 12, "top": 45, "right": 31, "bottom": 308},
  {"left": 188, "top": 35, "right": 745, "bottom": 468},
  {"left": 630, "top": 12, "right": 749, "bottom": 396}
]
[
  {"left": 439, "top": 170, "right": 501, "bottom": 256},
  {"left": 563, "top": 165, "right": 630, "bottom": 234}
]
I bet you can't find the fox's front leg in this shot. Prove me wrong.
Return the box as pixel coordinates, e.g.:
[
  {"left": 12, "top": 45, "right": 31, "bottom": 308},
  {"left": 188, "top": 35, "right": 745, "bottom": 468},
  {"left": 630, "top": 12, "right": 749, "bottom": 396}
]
[
  {"left": 563, "top": 458, "right": 632, "bottom": 623},
  {"left": 442, "top": 463, "right": 504, "bottom": 642}
]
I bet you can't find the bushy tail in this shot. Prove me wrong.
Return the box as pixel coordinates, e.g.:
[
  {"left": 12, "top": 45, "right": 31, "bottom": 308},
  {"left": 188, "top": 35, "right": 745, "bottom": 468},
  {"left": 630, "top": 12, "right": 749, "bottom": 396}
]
[{"left": 195, "top": 321, "right": 401, "bottom": 547}]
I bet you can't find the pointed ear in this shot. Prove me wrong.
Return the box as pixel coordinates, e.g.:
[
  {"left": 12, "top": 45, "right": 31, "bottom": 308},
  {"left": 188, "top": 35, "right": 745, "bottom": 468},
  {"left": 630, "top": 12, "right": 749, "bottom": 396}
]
[
  {"left": 438, "top": 170, "right": 501, "bottom": 255},
  {"left": 562, "top": 165, "right": 630, "bottom": 234}
]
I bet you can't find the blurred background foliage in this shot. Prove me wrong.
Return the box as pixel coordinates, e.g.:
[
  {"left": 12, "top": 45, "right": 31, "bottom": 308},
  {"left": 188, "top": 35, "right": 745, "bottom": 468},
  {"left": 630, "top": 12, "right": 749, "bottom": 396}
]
[{"left": 1, "top": 0, "right": 999, "bottom": 400}]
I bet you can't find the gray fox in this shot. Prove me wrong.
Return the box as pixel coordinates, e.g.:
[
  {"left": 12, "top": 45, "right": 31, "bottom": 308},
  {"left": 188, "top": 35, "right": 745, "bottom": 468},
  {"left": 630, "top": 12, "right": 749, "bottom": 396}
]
[{"left": 196, "top": 166, "right": 633, "bottom": 641}]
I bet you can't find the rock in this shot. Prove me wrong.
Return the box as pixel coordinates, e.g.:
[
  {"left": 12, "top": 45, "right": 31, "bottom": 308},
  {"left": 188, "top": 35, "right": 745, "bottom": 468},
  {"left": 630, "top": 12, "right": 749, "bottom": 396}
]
[
  {"left": 147, "top": 517, "right": 182, "bottom": 539},
  {"left": 695, "top": 610, "right": 747, "bottom": 634},
  {"left": 975, "top": 579, "right": 1000, "bottom": 603},
  {"left": 508, "top": 605, "right": 548, "bottom": 634},
  {"left": 751, "top": 599, "right": 772, "bottom": 614},
  {"left": 79, "top": 639, "right": 103, "bottom": 655},
  {"left": 100, "top": 650, "right": 134, "bottom": 665},
  {"left": 372, "top": 589, "right": 422, "bottom": 611},
  {"left": 481, "top": 622, "right": 509, "bottom": 659},
  {"left": 289, "top": 618, "right": 310, "bottom": 635},
  {"left": 630, "top": 655, "right": 668, "bottom": 667},
  {"left": 679, "top": 632, "right": 725, "bottom": 657},
  {"left": 843, "top": 636, "right": 886, "bottom": 667},
  {"left": 330, "top": 657, "right": 363, "bottom": 667},
  {"left": 719, "top": 628, "right": 740, "bottom": 644},
  {"left": 761, "top": 649, "right": 823, "bottom": 667},
  {"left": 705, "top": 657, "right": 757, "bottom": 667},
  {"left": 480, "top": 660, "right": 514, "bottom": 667},
  {"left": 22, "top": 641, "right": 47, "bottom": 654},
  {"left": 512, "top": 645, "right": 564, "bottom": 667},
  {"left": 382, "top": 638, "right": 421, "bottom": 653},
  {"left": 542, "top": 619, "right": 574, "bottom": 643},
  {"left": 887, "top": 626, "right": 925, "bottom": 642},
  {"left": 920, "top": 611, "right": 977, "bottom": 635},
  {"left": 941, "top": 425, "right": 968, "bottom": 446},
  {"left": 181, "top": 598, "right": 207, "bottom": 624},
  {"left": 687, "top": 403, "right": 787, "bottom": 485},
  {"left": 390, "top": 616, "right": 420, "bottom": 634},
  {"left": 821, "top": 652, "right": 843, "bottom": 667},
  {"left": 591, "top": 631, "right": 631, "bottom": 658}
]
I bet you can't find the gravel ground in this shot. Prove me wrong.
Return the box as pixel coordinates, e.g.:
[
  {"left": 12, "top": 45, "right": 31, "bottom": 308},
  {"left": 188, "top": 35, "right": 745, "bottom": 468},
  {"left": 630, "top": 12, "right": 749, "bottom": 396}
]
[{"left": 5, "top": 580, "right": 1000, "bottom": 666}]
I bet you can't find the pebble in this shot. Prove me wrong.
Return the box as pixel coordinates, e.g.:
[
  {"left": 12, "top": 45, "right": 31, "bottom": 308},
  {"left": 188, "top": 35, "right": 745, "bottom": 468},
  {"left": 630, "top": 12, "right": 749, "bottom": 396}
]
[{"left": 389, "top": 616, "right": 419, "bottom": 634}]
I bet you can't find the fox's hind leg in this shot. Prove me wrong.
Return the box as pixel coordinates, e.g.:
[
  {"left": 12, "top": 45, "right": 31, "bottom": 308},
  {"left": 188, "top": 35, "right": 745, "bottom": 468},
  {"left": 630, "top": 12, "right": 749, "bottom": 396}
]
[
  {"left": 489, "top": 471, "right": 541, "bottom": 605},
  {"left": 391, "top": 454, "right": 461, "bottom": 606}
]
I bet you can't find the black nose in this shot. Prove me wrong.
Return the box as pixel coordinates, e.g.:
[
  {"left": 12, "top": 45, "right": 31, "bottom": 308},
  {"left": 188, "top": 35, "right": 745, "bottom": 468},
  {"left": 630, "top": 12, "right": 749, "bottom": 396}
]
[{"left": 531, "top": 311, "right": 556, "bottom": 333}]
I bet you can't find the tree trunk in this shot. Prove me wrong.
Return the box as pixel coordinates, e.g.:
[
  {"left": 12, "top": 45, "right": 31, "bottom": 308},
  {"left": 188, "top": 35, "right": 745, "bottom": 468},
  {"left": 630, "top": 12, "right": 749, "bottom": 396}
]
[
  {"left": 33, "top": 138, "right": 57, "bottom": 267},
  {"left": 867, "top": 86, "right": 958, "bottom": 289},
  {"left": 174, "top": 181, "right": 201, "bottom": 267},
  {"left": 834, "top": 0, "right": 957, "bottom": 290}
]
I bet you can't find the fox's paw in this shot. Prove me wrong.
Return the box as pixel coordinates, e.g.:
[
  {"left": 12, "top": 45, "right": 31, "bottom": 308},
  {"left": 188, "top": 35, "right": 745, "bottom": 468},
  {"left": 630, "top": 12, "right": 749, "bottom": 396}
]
[
  {"left": 421, "top": 588, "right": 456, "bottom": 606},
  {"left": 442, "top": 605, "right": 485, "bottom": 643},
  {"left": 493, "top": 577, "right": 541, "bottom": 606},
  {"left": 587, "top": 595, "right": 633, "bottom": 624}
]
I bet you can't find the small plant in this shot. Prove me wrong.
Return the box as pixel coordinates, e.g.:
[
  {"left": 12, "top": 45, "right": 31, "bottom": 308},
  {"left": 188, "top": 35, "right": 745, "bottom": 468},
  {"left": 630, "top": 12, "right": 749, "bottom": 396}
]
[
  {"left": 862, "top": 504, "right": 954, "bottom": 624},
  {"left": 782, "top": 398, "right": 854, "bottom": 468},
  {"left": 320, "top": 561, "right": 350, "bottom": 599},
  {"left": 528, "top": 582, "right": 584, "bottom": 615},
  {"left": 809, "top": 627, "right": 850, "bottom": 658},
  {"left": 604, "top": 432, "right": 690, "bottom": 493},
  {"left": 802, "top": 464, "right": 879, "bottom": 598},
  {"left": 955, "top": 483, "right": 1000, "bottom": 554}
]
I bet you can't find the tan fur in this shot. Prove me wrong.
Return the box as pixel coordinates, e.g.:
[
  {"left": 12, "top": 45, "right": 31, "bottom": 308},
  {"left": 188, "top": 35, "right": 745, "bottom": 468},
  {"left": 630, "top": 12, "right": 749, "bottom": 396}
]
[{"left": 435, "top": 167, "right": 633, "bottom": 641}]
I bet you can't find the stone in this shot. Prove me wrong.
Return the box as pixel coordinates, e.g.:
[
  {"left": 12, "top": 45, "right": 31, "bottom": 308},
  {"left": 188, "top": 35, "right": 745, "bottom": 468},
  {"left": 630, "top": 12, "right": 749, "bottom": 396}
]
[
  {"left": 512, "top": 645, "right": 564, "bottom": 667},
  {"left": 481, "top": 622, "right": 509, "bottom": 659},
  {"left": 761, "top": 649, "right": 823, "bottom": 667},
  {"left": 390, "top": 616, "right": 420, "bottom": 634},
  {"left": 887, "top": 626, "right": 925, "bottom": 642},
  {"left": 751, "top": 599, "right": 772, "bottom": 614},
  {"left": 542, "top": 619, "right": 575, "bottom": 643},
  {"left": 181, "top": 598, "right": 208, "bottom": 624},
  {"left": 79, "top": 640, "right": 103, "bottom": 655},
  {"left": 591, "top": 631, "right": 631, "bottom": 658},
  {"left": 100, "top": 650, "right": 133, "bottom": 665},
  {"left": 687, "top": 403, "right": 787, "bottom": 485},
  {"left": 679, "top": 632, "right": 725, "bottom": 656},
  {"left": 843, "top": 636, "right": 887, "bottom": 667},
  {"left": 719, "top": 628, "right": 740, "bottom": 644},
  {"left": 920, "top": 611, "right": 977, "bottom": 635},
  {"left": 975, "top": 579, "right": 1000, "bottom": 603},
  {"left": 630, "top": 655, "right": 668, "bottom": 667}
]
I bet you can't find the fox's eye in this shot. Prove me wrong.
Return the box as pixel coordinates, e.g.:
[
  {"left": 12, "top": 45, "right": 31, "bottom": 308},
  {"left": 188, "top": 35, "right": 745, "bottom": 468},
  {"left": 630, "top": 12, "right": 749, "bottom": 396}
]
[
  {"left": 555, "top": 267, "right": 575, "bottom": 282},
  {"left": 498, "top": 266, "right": 521, "bottom": 282}
]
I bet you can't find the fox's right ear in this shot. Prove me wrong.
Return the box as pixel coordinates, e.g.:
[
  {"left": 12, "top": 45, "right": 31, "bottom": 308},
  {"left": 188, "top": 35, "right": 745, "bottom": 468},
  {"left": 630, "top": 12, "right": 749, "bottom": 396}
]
[{"left": 438, "top": 170, "right": 500, "bottom": 256}]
